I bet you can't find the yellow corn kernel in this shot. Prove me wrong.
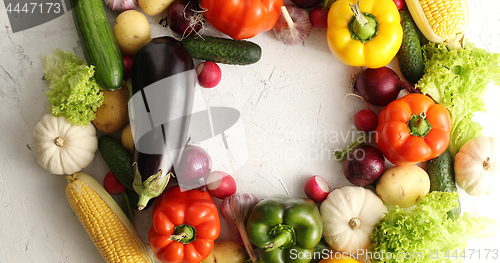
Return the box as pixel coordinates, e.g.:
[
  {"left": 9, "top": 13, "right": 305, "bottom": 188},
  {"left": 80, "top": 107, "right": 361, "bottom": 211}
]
[
  {"left": 407, "top": 0, "right": 469, "bottom": 49},
  {"left": 66, "top": 172, "right": 154, "bottom": 263}
]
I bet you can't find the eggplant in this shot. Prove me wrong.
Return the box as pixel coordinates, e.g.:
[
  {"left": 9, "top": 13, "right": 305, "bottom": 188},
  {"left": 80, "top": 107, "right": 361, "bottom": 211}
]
[{"left": 129, "top": 36, "right": 196, "bottom": 210}]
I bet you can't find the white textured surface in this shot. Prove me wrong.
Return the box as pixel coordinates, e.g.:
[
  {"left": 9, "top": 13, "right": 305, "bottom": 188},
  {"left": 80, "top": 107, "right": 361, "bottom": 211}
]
[{"left": 1, "top": 0, "right": 500, "bottom": 262}]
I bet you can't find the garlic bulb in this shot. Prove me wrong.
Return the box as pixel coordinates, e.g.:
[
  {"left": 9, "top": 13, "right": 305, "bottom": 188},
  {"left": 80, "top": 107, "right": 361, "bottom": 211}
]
[{"left": 105, "top": 0, "right": 138, "bottom": 12}]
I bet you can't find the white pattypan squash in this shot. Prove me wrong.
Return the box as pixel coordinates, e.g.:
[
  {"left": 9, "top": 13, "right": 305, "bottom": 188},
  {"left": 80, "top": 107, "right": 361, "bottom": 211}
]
[
  {"left": 32, "top": 114, "right": 98, "bottom": 175},
  {"left": 455, "top": 136, "right": 500, "bottom": 196},
  {"left": 319, "top": 186, "right": 387, "bottom": 253}
]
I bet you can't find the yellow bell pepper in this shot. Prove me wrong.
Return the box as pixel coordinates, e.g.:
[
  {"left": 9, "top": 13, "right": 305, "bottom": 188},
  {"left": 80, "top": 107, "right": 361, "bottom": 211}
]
[{"left": 327, "top": 0, "right": 403, "bottom": 68}]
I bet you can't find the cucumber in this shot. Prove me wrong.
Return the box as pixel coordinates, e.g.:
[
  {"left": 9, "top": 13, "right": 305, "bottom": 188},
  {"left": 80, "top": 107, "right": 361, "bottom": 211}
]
[
  {"left": 181, "top": 36, "right": 262, "bottom": 65},
  {"left": 98, "top": 135, "right": 134, "bottom": 190},
  {"left": 310, "top": 238, "right": 330, "bottom": 263},
  {"left": 397, "top": 10, "right": 425, "bottom": 85},
  {"left": 426, "top": 149, "right": 461, "bottom": 219},
  {"left": 71, "top": 0, "right": 124, "bottom": 91}
]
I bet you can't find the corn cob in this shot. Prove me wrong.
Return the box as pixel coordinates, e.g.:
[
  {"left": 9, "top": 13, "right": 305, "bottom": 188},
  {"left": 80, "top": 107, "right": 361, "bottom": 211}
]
[
  {"left": 405, "top": 0, "right": 469, "bottom": 49},
  {"left": 65, "top": 172, "right": 154, "bottom": 263}
]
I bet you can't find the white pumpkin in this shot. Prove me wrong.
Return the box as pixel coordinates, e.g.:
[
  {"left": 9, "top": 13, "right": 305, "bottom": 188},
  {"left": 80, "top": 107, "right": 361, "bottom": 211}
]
[
  {"left": 32, "top": 114, "right": 98, "bottom": 175},
  {"left": 319, "top": 186, "right": 387, "bottom": 253},
  {"left": 455, "top": 136, "right": 500, "bottom": 196}
]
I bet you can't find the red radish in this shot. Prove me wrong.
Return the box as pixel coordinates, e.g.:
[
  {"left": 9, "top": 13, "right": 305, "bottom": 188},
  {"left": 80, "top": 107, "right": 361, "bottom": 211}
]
[
  {"left": 392, "top": 0, "right": 405, "bottom": 10},
  {"left": 347, "top": 94, "right": 378, "bottom": 132},
  {"left": 304, "top": 175, "right": 330, "bottom": 203},
  {"left": 355, "top": 108, "right": 378, "bottom": 132},
  {"left": 166, "top": 0, "right": 205, "bottom": 38},
  {"left": 103, "top": 171, "right": 126, "bottom": 195},
  {"left": 206, "top": 171, "right": 237, "bottom": 199},
  {"left": 122, "top": 55, "right": 133, "bottom": 79},
  {"left": 310, "top": 7, "right": 328, "bottom": 28},
  {"left": 196, "top": 61, "right": 222, "bottom": 88}
]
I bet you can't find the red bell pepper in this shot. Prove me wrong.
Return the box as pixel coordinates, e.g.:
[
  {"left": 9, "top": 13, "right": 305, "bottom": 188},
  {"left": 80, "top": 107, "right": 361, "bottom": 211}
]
[
  {"left": 201, "top": 0, "right": 283, "bottom": 40},
  {"left": 148, "top": 186, "right": 221, "bottom": 263},
  {"left": 376, "top": 93, "right": 451, "bottom": 166}
]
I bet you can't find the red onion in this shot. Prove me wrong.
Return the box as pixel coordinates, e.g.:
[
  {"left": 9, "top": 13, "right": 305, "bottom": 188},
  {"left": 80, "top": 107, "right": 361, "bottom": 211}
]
[
  {"left": 220, "top": 193, "right": 260, "bottom": 262},
  {"left": 343, "top": 145, "right": 385, "bottom": 186},
  {"left": 354, "top": 67, "right": 407, "bottom": 107},
  {"left": 176, "top": 144, "right": 212, "bottom": 188},
  {"left": 165, "top": 0, "right": 205, "bottom": 38}
]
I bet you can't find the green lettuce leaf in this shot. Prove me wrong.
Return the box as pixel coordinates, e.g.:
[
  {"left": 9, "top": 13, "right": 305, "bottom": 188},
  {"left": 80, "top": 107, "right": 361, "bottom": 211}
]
[
  {"left": 371, "top": 192, "right": 498, "bottom": 263},
  {"left": 416, "top": 43, "right": 500, "bottom": 156},
  {"left": 42, "top": 49, "right": 103, "bottom": 126}
]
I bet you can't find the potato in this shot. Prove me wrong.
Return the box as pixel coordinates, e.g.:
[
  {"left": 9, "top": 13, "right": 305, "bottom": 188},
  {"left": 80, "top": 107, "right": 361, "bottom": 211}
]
[
  {"left": 113, "top": 10, "right": 151, "bottom": 56},
  {"left": 121, "top": 122, "right": 134, "bottom": 154},
  {"left": 202, "top": 241, "right": 246, "bottom": 263},
  {"left": 138, "top": 0, "right": 175, "bottom": 16},
  {"left": 375, "top": 165, "right": 430, "bottom": 208},
  {"left": 92, "top": 82, "right": 129, "bottom": 134}
]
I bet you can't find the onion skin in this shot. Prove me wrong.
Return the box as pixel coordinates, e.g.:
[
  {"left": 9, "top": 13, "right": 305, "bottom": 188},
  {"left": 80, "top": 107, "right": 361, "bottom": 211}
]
[
  {"left": 354, "top": 67, "right": 405, "bottom": 107},
  {"left": 167, "top": 0, "right": 204, "bottom": 38},
  {"left": 176, "top": 144, "right": 212, "bottom": 188},
  {"left": 343, "top": 145, "right": 385, "bottom": 186}
]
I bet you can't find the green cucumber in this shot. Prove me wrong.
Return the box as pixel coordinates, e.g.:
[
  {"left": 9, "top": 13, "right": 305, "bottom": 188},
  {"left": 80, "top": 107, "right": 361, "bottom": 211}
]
[
  {"left": 181, "top": 36, "right": 262, "bottom": 65},
  {"left": 397, "top": 10, "right": 424, "bottom": 85},
  {"left": 98, "top": 135, "right": 133, "bottom": 190},
  {"left": 71, "top": 0, "right": 124, "bottom": 91},
  {"left": 310, "top": 238, "right": 330, "bottom": 263},
  {"left": 426, "top": 149, "right": 461, "bottom": 219}
]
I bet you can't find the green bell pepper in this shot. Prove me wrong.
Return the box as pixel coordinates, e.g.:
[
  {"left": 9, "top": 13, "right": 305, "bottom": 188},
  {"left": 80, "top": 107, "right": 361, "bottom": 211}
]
[{"left": 246, "top": 195, "right": 323, "bottom": 263}]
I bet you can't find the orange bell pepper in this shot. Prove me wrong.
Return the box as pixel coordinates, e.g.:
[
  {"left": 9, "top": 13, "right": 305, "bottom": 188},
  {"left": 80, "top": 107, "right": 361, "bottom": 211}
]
[
  {"left": 201, "top": 0, "right": 283, "bottom": 40},
  {"left": 148, "top": 186, "right": 221, "bottom": 263},
  {"left": 376, "top": 93, "right": 451, "bottom": 166}
]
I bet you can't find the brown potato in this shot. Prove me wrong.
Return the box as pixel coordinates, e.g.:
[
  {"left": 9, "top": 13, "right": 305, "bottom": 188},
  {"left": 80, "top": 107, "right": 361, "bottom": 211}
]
[
  {"left": 92, "top": 82, "right": 129, "bottom": 134},
  {"left": 138, "top": 0, "right": 175, "bottom": 16},
  {"left": 113, "top": 10, "right": 151, "bottom": 56},
  {"left": 121, "top": 122, "right": 134, "bottom": 154},
  {"left": 376, "top": 165, "right": 430, "bottom": 208},
  {"left": 202, "top": 241, "right": 247, "bottom": 263}
]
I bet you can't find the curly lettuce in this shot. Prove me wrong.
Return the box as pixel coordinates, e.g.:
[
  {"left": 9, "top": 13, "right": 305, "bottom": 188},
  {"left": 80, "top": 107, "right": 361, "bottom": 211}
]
[
  {"left": 42, "top": 49, "right": 103, "bottom": 126},
  {"left": 371, "top": 192, "right": 498, "bottom": 263},
  {"left": 415, "top": 43, "right": 500, "bottom": 156}
]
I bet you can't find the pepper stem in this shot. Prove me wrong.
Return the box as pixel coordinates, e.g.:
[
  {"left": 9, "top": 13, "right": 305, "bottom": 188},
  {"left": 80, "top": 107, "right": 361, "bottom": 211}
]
[
  {"left": 262, "top": 224, "right": 296, "bottom": 252},
  {"left": 133, "top": 162, "right": 171, "bottom": 210},
  {"left": 348, "top": 1, "right": 378, "bottom": 43},
  {"left": 170, "top": 224, "right": 196, "bottom": 244},
  {"left": 407, "top": 112, "right": 432, "bottom": 138},
  {"left": 349, "top": 2, "right": 368, "bottom": 27}
]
